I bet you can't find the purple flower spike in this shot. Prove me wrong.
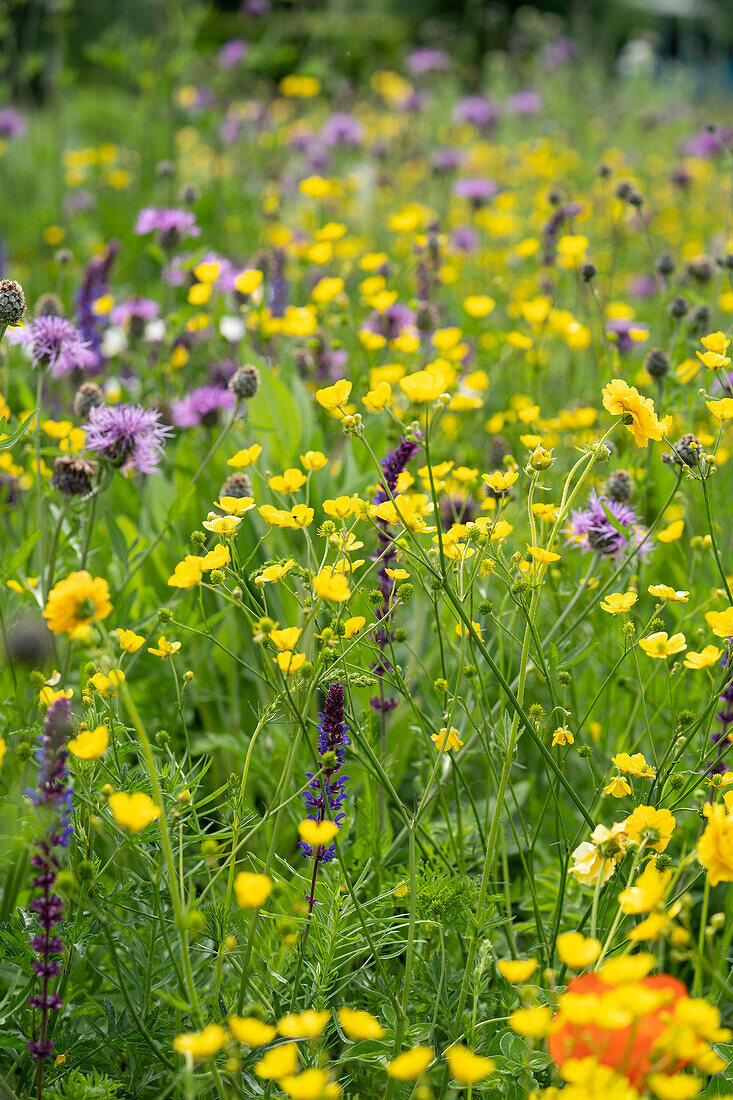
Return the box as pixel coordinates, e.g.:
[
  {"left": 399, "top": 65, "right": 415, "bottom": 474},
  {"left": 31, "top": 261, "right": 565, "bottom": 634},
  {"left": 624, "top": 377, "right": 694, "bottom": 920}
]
[{"left": 301, "top": 682, "right": 350, "bottom": 867}]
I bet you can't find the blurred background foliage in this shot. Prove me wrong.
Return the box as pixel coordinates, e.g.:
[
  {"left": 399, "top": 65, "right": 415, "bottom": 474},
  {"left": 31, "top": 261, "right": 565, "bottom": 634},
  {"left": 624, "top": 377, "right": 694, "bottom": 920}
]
[{"left": 2, "top": 0, "right": 733, "bottom": 107}]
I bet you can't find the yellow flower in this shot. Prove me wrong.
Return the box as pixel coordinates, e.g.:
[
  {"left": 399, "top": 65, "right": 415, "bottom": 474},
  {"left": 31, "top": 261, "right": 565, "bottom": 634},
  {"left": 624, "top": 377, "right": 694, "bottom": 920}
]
[
  {"left": 43, "top": 571, "right": 112, "bottom": 635},
  {"left": 482, "top": 470, "right": 518, "bottom": 493},
  {"left": 624, "top": 805, "right": 676, "bottom": 852},
  {"left": 273, "top": 651, "right": 306, "bottom": 675},
  {"left": 552, "top": 726, "right": 574, "bottom": 746},
  {"left": 148, "top": 636, "right": 181, "bottom": 659},
  {"left": 167, "top": 555, "right": 205, "bottom": 589},
  {"left": 173, "top": 1023, "right": 229, "bottom": 1060},
  {"left": 646, "top": 1073, "right": 702, "bottom": 1100},
  {"left": 256, "top": 561, "right": 295, "bottom": 585},
  {"left": 598, "top": 952, "right": 654, "bottom": 984},
  {"left": 216, "top": 497, "right": 255, "bottom": 517},
  {"left": 648, "top": 584, "right": 689, "bottom": 603},
  {"left": 337, "top": 1007, "right": 385, "bottom": 1040},
  {"left": 255, "top": 1042, "right": 298, "bottom": 1079},
  {"left": 227, "top": 444, "right": 262, "bottom": 467},
  {"left": 270, "top": 627, "right": 302, "bottom": 651},
  {"left": 228, "top": 1016, "right": 276, "bottom": 1046},
  {"left": 611, "top": 752, "right": 655, "bottom": 777},
  {"left": 684, "top": 645, "right": 722, "bottom": 670},
  {"left": 496, "top": 958, "right": 537, "bottom": 983},
  {"left": 706, "top": 398, "right": 733, "bottom": 421},
  {"left": 618, "top": 860, "right": 671, "bottom": 914},
  {"left": 297, "top": 819, "right": 339, "bottom": 848},
  {"left": 556, "top": 931, "right": 601, "bottom": 969},
  {"left": 570, "top": 822, "right": 627, "bottom": 886},
  {"left": 600, "top": 591, "right": 638, "bottom": 614},
  {"left": 604, "top": 775, "right": 632, "bottom": 798},
  {"left": 89, "top": 669, "right": 125, "bottom": 697},
  {"left": 399, "top": 369, "right": 447, "bottom": 403},
  {"left": 343, "top": 616, "right": 365, "bottom": 638},
  {"left": 387, "top": 1046, "right": 434, "bottom": 1080},
  {"left": 115, "top": 628, "right": 145, "bottom": 653},
  {"left": 312, "top": 276, "right": 344, "bottom": 305},
  {"left": 316, "top": 379, "right": 352, "bottom": 410},
  {"left": 67, "top": 726, "right": 108, "bottom": 761},
  {"left": 445, "top": 1043, "right": 495, "bottom": 1084},
  {"left": 697, "top": 793, "right": 733, "bottom": 886},
  {"left": 300, "top": 450, "right": 328, "bottom": 471},
  {"left": 39, "top": 686, "right": 73, "bottom": 707},
  {"left": 234, "top": 269, "right": 263, "bottom": 295},
  {"left": 279, "top": 1068, "right": 333, "bottom": 1100},
  {"left": 278, "top": 1010, "right": 330, "bottom": 1038},
  {"left": 508, "top": 1006, "right": 553, "bottom": 1038},
  {"left": 657, "top": 519, "right": 684, "bottom": 543},
  {"left": 362, "top": 381, "right": 392, "bottom": 412},
  {"left": 202, "top": 513, "right": 241, "bottom": 535},
  {"left": 638, "top": 631, "right": 686, "bottom": 659},
  {"left": 313, "top": 567, "right": 350, "bottom": 602},
  {"left": 601, "top": 379, "right": 665, "bottom": 447},
  {"left": 431, "top": 727, "right": 464, "bottom": 751},
  {"left": 270, "top": 468, "right": 307, "bottom": 493},
  {"left": 108, "top": 791, "right": 161, "bottom": 832},
  {"left": 705, "top": 607, "right": 733, "bottom": 637},
  {"left": 0, "top": 738, "right": 5, "bottom": 767},
  {"left": 462, "top": 295, "right": 495, "bottom": 319},
  {"left": 202, "top": 544, "right": 231, "bottom": 570},
  {"left": 526, "top": 545, "right": 561, "bottom": 563},
  {"left": 234, "top": 871, "right": 272, "bottom": 908}
]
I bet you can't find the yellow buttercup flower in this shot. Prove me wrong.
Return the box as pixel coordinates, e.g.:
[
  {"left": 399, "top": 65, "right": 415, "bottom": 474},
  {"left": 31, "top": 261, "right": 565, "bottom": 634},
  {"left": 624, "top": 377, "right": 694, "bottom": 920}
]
[
  {"left": 648, "top": 584, "right": 689, "bottom": 603},
  {"left": 273, "top": 651, "right": 306, "bottom": 675},
  {"left": 431, "top": 727, "right": 464, "bottom": 751},
  {"left": 444, "top": 1043, "right": 495, "bottom": 1084},
  {"left": 108, "top": 791, "right": 161, "bottom": 832},
  {"left": 234, "top": 269, "right": 263, "bottom": 295},
  {"left": 496, "top": 958, "right": 537, "bottom": 983},
  {"left": 657, "top": 519, "right": 684, "bottom": 543},
  {"left": 227, "top": 1016, "right": 276, "bottom": 1046},
  {"left": 300, "top": 450, "right": 328, "bottom": 471},
  {"left": 167, "top": 555, "right": 205, "bottom": 589},
  {"left": 234, "top": 871, "right": 272, "bottom": 908},
  {"left": 173, "top": 1023, "right": 229, "bottom": 1060},
  {"left": 67, "top": 725, "right": 109, "bottom": 760},
  {"left": 202, "top": 513, "right": 241, "bottom": 535},
  {"left": 255, "top": 1041, "right": 298, "bottom": 1079},
  {"left": 148, "top": 636, "right": 181, "bottom": 659},
  {"left": 600, "top": 591, "right": 638, "bottom": 614},
  {"left": 216, "top": 497, "right": 255, "bottom": 517},
  {"left": 387, "top": 1046, "right": 434, "bottom": 1080},
  {"left": 604, "top": 775, "right": 632, "bottom": 798},
  {"left": 618, "top": 860, "right": 671, "bottom": 914},
  {"left": 201, "top": 544, "right": 231, "bottom": 570},
  {"left": 256, "top": 561, "right": 295, "bottom": 585},
  {"left": 611, "top": 752, "right": 655, "bottom": 777},
  {"left": 44, "top": 571, "right": 112, "bottom": 635},
  {"left": 115, "top": 628, "right": 145, "bottom": 652},
  {"left": 313, "top": 567, "right": 350, "bottom": 602},
  {"left": 706, "top": 398, "right": 733, "bottom": 421},
  {"left": 556, "top": 932, "right": 601, "bottom": 969},
  {"left": 462, "top": 295, "right": 495, "bottom": 319},
  {"left": 297, "top": 819, "right": 339, "bottom": 848},
  {"left": 277, "top": 1010, "right": 330, "bottom": 1038},
  {"left": 624, "top": 804, "right": 676, "bottom": 852},
  {"left": 227, "top": 444, "right": 262, "bottom": 467},
  {"left": 316, "top": 379, "right": 352, "bottom": 409},
  {"left": 684, "top": 645, "right": 722, "bottom": 670},
  {"left": 508, "top": 1005, "right": 553, "bottom": 1038},
  {"left": 602, "top": 378, "right": 665, "bottom": 447},
  {"left": 697, "top": 792, "right": 733, "bottom": 886},
  {"left": 337, "top": 1007, "right": 385, "bottom": 1040},
  {"left": 526, "top": 544, "right": 561, "bottom": 563},
  {"left": 89, "top": 669, "right": 125, "bottom": 697},
  {"left": 705, "top": 607, "right": 733, "bottom": 638},
  {"left": 279, "top": 1068, "right": 334, "bottom": 1100},
  {"left": 638, "top": 631, "right": 686, "bottom": 659}
]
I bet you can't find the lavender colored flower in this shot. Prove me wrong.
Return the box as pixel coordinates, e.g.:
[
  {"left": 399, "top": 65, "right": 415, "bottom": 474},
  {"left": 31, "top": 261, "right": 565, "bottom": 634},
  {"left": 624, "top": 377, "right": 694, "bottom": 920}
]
[
  {"left": 682, "top": 127, "right": 733, "bottom": 159},
  {"left": 134, "top": 207, "right": 200, "bottom": 248},
  {"left": 508, "top": 90, "right": 542, "bottom": 115},
  {"left": 171, "top": 385, "right": 235, "bottom": 428},
  {"left": 407, "top": 47, "right": 450, "bottom": 75},
  {"left": 607, "top": 318, "right": 648, "bottom": 355},
  {"left": 564, "top": 490, "right": 650, "bottom": 563},
  {"left": 84, "top": 403, "right": 172, "bottom": 475},
  {"left": 451, "top": 225, "right": 479, "bottom": 253},
  {"left": 629, "top": 275, "right": 657, "bottom": 299},
  {"left": 25, "top": 697, "right": 73, "bottom": 1064},
  {"left": 321, "top": 112, "right": 364, "bottom": 148},
  {"left": 453, "top": 178, "right": 497, "bottom": 207},
  {"left": 370, "top": 437, "right": 421, "bottom": 711},
  {"left": 241, "top": 0, "right": 270, "bottom": 15},
  {"left": 453, "top": 95, "right": 497, "bottom": 130},
  {"left": 7, "top": 315, "right": 97, "bottom": 377},
  {"left": 63, "top": 189, "right": 97, "bottom": 217},
  {"left": 432, "top": 146, "right": 464, "bottom": 173},
  {"left": 0, "top": 106, "right": 27, "bottom": 139},
  {"left": 75, "top": 240, "right": 118, "bottom": 368},
  {"left": 706, "top": 652, "right": 733, "bottom": 775},
  {"left": 364, "top": 303, "right": 415, "bottom": 342},
  {"left": 110, "top": 297, "right": 160, "bottom": 333},
  {"left": 218, "top": 38, "right": 248, "bottom": 69},
  {"left": 540, "top": 36, "right": 578, "bottom": 71},
  {"left": 301, "top": 682, "right": 350, "bottom": 866}
]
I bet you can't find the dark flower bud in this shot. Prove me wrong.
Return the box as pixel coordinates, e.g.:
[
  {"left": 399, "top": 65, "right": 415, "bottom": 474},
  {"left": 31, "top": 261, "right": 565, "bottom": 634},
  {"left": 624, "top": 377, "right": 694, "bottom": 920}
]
[
  {"left": 178, "top": 183, "right": 200, "bottom": 206},
  {"left": 628, "top": 190, "right": 643, "bottom": 207},
  {"left": 615, "top": 181, "right": 633, "bottom": 201},
  {"left": 34, "top": 292, "right": 63, "bottom": 317},
  {"left": 686, "top": 256, "right": 714, "bottom": 283},
  {"left": 72, "top": 382, "right": 104, "bottom": 419},
  {"left": 156, "top": 159, "right": 175, "bottom": 178},
  {"left": 686, "top": 304, "right": 709, "bottom": 331},
  {"left": 644, "top": 348, "right": 670, "bottom": 379},
  {"left": 229, "top": 364, "right": 261, "bottom": 399},
  {"left": 219, "top": 472, "right": 252, "bottom": 499},
  {"left": 605, "top": 469, "right": 633, "bottom": 504},
  {"left": 51, "top": 456, "right": 96, "bottom": 496},
  {"left": 580, "top": 261, "right": 597, "bottom": 282},
  {"left": 597, "top": 163, "right": 611, "bottom": 178},
  {"left": 0, "top": 279, "right": 25, "bottom": 326},
  {"left": 54, "top": 248, "right": 73, "bottom": 265},
  {"left": 655, "top": 252, "right": 675, "bottom": 276},
  {"left": 668, "top": 295, "right": 688, "bottom": 319},
  {"left": 4, "top": 615, "right": 51, "bottom": 665},
  {"left": 669, "top": 433, "right": 701, "bottom": 468}
]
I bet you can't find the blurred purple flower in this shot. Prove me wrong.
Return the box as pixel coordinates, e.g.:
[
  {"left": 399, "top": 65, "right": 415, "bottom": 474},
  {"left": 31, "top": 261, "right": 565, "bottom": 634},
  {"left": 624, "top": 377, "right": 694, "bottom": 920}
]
[
  {"left": 565, "top": 491, "right": 650, "bottom": 563},
  {"left": 171, "top": 385, "right": 235, "bottom": 428},
  {"left": 85, "top": 403, "right": 172, "bottom": 475},
  {"left": 321, "top": 112, "right": 364, "bottom": 147},
  {"left": 7, "top": 315, "right": 96, "bottom": 377},
  {"left": 607, "top": 318, "right": 648, "bottom": 355},
  {"left": 134, "top": 207, "right": 200, "bottom": 247},
  {"left": 453, "top": 178, "right": 497, "bottom": 207},
  {"left": 407, "top": 47, "right": 450, "bottom": 75},
  {"left": 454, "top": 95, "right": 497, "bottom": 129},
  {"left": 0, "top": 106, "right": 27, "bottom": 139},
  {"left": 508, "top": 90, "right": 542, "bottom": 115},
  {"left": 451, "top": 225, "right": 479, "bottom": 252},
  {"left": 218, "top": 38, "right": 248, "bottom": 69}
]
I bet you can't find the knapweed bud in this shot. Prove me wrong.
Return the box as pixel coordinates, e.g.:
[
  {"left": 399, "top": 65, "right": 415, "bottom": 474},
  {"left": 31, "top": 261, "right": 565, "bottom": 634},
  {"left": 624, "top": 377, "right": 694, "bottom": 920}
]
[
  {"left": 219, "top": 471, "right": 252, "bottom": 499},
  {"left": 686, "top": 256, "right": 714, "bottom": 283},
  {"left": 34, "top": 292, "right": 64, "bottom": 317},
  {"left": 229, "top": 364, "right": 260, "bottom": 399},
  {"left": 655, "top": 252, "right": 675, "bottom": 275},
  {"left": 644, "top": 348, "right": 670, "bottom": 379},
  {"left": 72, "top": 381, "right": 104, "bottom": 419},
  {"left": 668, "top": 295, "right": 688, "bottom": 319},
  {"left": 156, "top": 159, "right": 176, "bottom": 178},
  {"left": 579, "top": 261, "right": 596, "bottom": 282},
  {"left": 0, "top": 279, "right": 25, "bottom": 326},
  {"left": 178, "top": 183, "right": 200, "bottom": 206},
  {"left": 4, "top": 615, "right": 51, "bottom": 665},
  {"left": 51, "top": 455, "right": 96, "bottom": 497}
]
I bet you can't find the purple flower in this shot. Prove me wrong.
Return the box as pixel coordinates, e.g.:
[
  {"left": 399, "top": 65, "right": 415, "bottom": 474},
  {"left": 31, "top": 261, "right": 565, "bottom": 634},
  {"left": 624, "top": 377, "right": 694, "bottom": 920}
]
[
  {"left": 241, "top": 0, "right": 270, "bottom": 14},
  {"left": 407, "top": 48, "right": 450, "bottom": 75},
  {"left": 432, "top": 146, "right": 464, "bottom": 173},
  {"left": 7, "top": 315, "right": 97, "bottom": 377},
  {"left": 25, "top": 697, "right": 73, "bottom": 1064},
  {"left": 705, "top": 651, "right": 733, "bottom": 775},
  {"left": 682, "top": 127, "right": 733, "bottom": 158},
  {"left": 629, "top": 275, "right": 657, "bottom": 299},
  {"left": 540, "top": 36, "right": 577, "bottom": 71},
  {"left": 110, "top": 296, "right": 160, "bottom": 336},
  {"left": 607, "top": 318, "right": 648, "bottom": 355},
  {"left": 0, "top": 106, "right": 27, "bottom": 139},
  {"left": 218, "top": 38, "right": 248, "bottom": 69},
  {"left": 74, "top": 241, "right": 118, "bottom": 370},
  {"left": 364, "top": 303, "right": 415, "bottom": 342},
  {"left": 453, "top": 177, "right": 497, "bottom": 207},
  {"left": 84, "top": 403, "right": 173, "bottom": 475},
  {"left": 370, "top": 437, "right": 422, "bottom": 711},
  {"left": 451, "top": 225, "right": 479, "bottom": 253},
  {"left": 508, "top": 90, "right": 542, "bottom": 115},
  {"left": 171, "top": 385, "right": 235, "bottom": 428},
  {"left": 321, "top": 112, "right": 364, "bottom": 148},
  {"left": 453, "top": 95, "right": 497, "bottom": 129},
  {"left": 134, "top": 207, "right": 200, "bottom": 248},
  {"left": 301, "top": 682, "right": 350, "bottom": 867},
  {"left": 564, "top": 491, "right": 650, "bottom": 563}
]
